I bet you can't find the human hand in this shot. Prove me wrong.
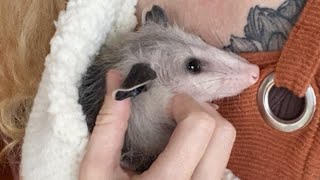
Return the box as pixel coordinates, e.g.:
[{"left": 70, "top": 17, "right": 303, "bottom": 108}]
[{"left": 79, "top": 69, "right": 237, "bottom": 180}]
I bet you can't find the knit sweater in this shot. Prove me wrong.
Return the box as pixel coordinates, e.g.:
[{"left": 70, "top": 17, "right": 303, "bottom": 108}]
[{"left": 217, "top": 0, "right": 320, "bottom": 179}]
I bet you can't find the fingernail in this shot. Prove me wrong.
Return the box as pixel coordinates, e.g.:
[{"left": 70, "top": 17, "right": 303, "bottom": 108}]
[{"left": 211, "top": 103, "right": 219, "bottom": 110}]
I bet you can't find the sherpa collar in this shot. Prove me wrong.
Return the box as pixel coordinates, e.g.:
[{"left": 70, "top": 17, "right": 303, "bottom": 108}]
[{"left": 21, "top": 0, "right": 138, "bottom": 179}]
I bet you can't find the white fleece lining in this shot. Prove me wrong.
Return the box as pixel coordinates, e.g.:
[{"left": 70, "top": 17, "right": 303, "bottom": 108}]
[{"left": 21, "top": 0, "right": 138, "bottom": 179}]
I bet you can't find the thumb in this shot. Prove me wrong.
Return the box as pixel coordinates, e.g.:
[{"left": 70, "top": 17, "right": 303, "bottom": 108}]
[{"left": 81, "top": 69, "right": 131, "bottom": 176}]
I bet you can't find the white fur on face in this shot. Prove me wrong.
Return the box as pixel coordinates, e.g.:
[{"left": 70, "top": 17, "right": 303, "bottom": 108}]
[
  {"left": 170, "top": 46, "right": 259, "bottom": 102},
  {"left": 137, "top": 25, "right": 260, "bottom": 103}
]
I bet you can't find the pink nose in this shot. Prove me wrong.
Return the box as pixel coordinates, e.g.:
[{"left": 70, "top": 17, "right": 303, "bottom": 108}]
[{"left": 249, "top": 65, "right": 260, "bottom": 84}]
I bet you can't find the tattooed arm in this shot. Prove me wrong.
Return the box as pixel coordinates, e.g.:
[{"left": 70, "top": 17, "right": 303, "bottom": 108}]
[
  {"left": 136, "top": 0, "right": 306, "bottom": 53},
  {"left": 224, "top": 0, "right": 306, "bottom": 53}
]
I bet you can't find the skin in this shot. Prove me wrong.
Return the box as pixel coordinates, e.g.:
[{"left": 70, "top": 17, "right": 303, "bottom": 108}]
[
  {"left": 136, "top": 0, "right": 286, "bottom": 48},
  {"left": 80, "top": 70, "right": 236, "bottom": 180}
]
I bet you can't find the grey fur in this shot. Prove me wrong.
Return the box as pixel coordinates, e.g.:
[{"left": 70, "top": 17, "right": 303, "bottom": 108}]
[{"left": 78, "top": 6, "right": 259, "bottom": 171}]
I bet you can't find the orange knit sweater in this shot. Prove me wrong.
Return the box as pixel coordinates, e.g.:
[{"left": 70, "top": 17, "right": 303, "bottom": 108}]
[{"left": 218, "top": 0, "right": 320, "bottom": 179}]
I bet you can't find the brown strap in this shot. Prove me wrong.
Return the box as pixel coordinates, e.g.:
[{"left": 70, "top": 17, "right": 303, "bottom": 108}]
[{"left": 275, "top": 0, "right": 320, "bottom": 97}]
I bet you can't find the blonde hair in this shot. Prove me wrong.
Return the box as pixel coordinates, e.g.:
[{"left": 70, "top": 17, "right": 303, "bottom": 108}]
[{"left": 0, "top": 0, "right": 66, "bottom": 161}]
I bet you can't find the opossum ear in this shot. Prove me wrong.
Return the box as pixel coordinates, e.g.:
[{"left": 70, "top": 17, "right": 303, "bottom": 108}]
[
  {"left": 113, "top": 63, "right": 157, "bottom": 101},
  {"left": 143, "top": 5, "right": 169, "bottom": 27}
]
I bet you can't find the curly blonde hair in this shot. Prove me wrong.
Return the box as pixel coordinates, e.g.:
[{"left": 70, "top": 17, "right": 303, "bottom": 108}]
[{"left": 0, "top": 0, "right": 66, "bottom": 161}]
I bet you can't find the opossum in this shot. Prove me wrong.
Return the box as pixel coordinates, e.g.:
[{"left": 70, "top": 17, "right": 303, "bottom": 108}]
[{"left": 78, "top": 5, "right": 259, "bottom": 172}]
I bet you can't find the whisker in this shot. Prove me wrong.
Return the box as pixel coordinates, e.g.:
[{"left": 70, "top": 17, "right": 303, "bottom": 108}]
[
  {"left": 238, "top": 93, "right": 242, "bottom": 112},
  {"left": 213, "top": 70, "right": 228, "bottom": 75},
  {"left": 209, "top": 49, "right": 234, "bottom": 73},
  {"left": 192, "top": 78, "right": 226, "bottom": 87},
  {"left": 235, "top": 104, "right": 241, "bottom": 113},
  {"left": 208, "top": 17, "right": 224, "bottom": 48},
  {"left": 180, "top": 40, "right": 194, "bottom": 55}
]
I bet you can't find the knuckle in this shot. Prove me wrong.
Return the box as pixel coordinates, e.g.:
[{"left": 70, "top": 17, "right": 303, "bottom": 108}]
[
  {"left": 96, "top": 113, "right": 112, "bottom": 124},
  {"left": 188, "top": 111, "right": 216, "bottom": 132},
  {"left": 219, "top": 120, "right": 237, "bottom": 139},
  {"left": 95, "top": 113, "right": 126, "bottom": 128}
]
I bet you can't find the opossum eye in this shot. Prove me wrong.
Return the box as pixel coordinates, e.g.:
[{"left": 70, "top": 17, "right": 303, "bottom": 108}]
[{"left": 186, "top": 58, "right": 202, "bottom": 74}]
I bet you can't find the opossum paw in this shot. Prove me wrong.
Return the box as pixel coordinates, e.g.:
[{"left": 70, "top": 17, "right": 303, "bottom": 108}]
[{"left": 222, "top": 169, "right": 240, "bottom": 180}]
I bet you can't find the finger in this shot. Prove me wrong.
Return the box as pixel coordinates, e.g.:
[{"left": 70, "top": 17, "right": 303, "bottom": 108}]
[
  {"left": 192, "top": 103, "right": 236, "bottom": 180},
  {"left": 80, "top": 70, "right": 131, "bottom": 178},
  {"left": 107, "top": 69, "right": 123, "bottom": 93},
  {"left": 142, "top": 94, "right": 216, "bottom": 180},
  {"left": 99, "top": 69, "right": 125, "bottom": 115}
]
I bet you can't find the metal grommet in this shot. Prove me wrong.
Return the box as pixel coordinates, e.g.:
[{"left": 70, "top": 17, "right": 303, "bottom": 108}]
[{"left": 257, "top": 72, "right": 316, "bottom": 132}]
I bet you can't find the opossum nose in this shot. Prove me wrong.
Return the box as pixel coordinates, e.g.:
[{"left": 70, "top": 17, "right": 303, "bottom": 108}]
[{"left": 249, "top": 65, "right": 260, "bottom": 84}]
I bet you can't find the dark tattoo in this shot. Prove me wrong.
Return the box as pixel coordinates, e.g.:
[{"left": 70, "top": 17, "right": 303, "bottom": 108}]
[{"left": 224, "top": 0, "right": 307, "bottom": 53}]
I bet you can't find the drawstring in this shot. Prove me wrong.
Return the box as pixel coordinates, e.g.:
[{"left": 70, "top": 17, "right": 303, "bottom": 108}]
[{"left": 275, "top": 0, "right": 320, "bottom": 97}]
